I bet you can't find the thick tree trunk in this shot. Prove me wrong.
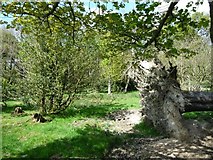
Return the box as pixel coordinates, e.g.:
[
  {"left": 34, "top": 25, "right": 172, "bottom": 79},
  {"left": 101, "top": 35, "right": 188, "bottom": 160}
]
[
  {"left": 131, "top": 59, "right": 189, "bottom": 141},
  {"left": 183, "top": 91, "right": 213, "bottom": 102}
]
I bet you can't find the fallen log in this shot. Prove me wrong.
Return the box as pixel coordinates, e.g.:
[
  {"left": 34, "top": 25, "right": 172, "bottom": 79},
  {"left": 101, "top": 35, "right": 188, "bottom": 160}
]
[
  {"left": 184, "top": 103, "right": 213, "bottom": 112},
  {"left": 183, "top": 91, "right": 213, "bottom": 103},
  {"left": 182, "top": 91, "right": 213, "bottom": 112}
]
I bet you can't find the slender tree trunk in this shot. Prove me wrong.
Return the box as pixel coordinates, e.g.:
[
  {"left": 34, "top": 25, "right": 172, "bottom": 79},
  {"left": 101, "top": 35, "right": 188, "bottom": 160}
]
[
  {"left": 40, "top": 89, "right": 46, "bottom": 114},
  {"left": 41, "top": 95, "right": 46, "bottom": 114},
  {"left": 50, "top": 95, "right": 54, "bottom": 112},
  {"left": 124, "top": 77, "right": 130, "bottom": 93},
  {"left": 211, "top": 46, "right": 213, "bottom": 91},
  {"left": 209, "top": 2, "right": 213, "bottom": 91},
  {"left": 108, "top": 78, "right": 112, "bottom": 95},
  {"left": 2, "top": 101, "right": 7, "bottom": 108}
]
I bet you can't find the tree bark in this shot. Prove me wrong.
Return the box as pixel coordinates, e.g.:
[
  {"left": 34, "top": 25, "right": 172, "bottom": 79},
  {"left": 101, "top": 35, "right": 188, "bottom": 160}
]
[
  {"left": 184, "top": 103, "right": 213, "bottom": 112},
  {"left": 209, "top": 2, "right": 213, "bottom": 91},
  {"left": 183, "top": 91, "right": 213, "bottom": 112}
]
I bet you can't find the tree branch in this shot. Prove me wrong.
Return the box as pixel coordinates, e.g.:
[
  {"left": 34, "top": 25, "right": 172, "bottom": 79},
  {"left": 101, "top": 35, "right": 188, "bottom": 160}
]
[
  {"left": 52, "top": 13, "right": 69, "bottom": 26},
  {"left": 68, "top": 2, "right": 76, "bottom": 44},
  {"left": 43, "top": 2, "right": 60, "bottom": 18},
  {"left": 144, "top": 1, "right": 179, "bottom": 48},
  {"left": 121, "top": 32, "right": 141, "bottom": 42}
]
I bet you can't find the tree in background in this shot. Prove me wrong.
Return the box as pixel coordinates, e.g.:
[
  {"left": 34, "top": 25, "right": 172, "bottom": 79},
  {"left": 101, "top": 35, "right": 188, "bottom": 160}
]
[
  {"left": 98, "top": 33, "right": 132, "bottom": 94},
  {"left": 1, "top": 2, "right": 101, "bottom": 114},
  {"left": 158, "top": 25, "right": 211, "bottom": 91},
  {"left": 176, "top": 12, "right": 211, "bottom": 91},
  {"left": 0, "top": 29, "right": 21, "bottom": 103},
  {"left": 175, "top": 35, "right": 211, "bottom": 91}
]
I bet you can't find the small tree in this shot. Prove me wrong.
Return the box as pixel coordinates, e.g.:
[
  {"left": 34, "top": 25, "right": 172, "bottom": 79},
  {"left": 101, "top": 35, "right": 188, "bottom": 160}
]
[
  {"left": 18, "top": 32, "right": 99, "bottom": 114},
  {"left": 98, "top": 33, "right": 133, "bottom": 94},
  {"left": 158, "top": 31, "right": 211, "bottom": 91}
]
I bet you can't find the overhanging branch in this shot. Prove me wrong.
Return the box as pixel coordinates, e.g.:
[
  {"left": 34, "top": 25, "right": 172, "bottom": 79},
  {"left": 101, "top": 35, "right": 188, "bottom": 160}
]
[{"left": 144, "top": 1, "right": 179, "bottom": 48}]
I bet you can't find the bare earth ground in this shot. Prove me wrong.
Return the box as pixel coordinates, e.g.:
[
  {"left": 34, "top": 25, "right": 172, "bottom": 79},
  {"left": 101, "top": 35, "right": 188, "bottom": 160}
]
[
  {"left": 106, "top": 109, "right": 213, "bottom": 159},
  {"left": 107, "top": 135, "right": 213, "bottom": 159},
  {"left": 72, "top": 109, "right": 213, "bottom": 159}
]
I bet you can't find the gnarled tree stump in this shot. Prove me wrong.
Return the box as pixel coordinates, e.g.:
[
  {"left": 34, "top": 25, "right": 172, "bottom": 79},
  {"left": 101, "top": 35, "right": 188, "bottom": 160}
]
[
  {"left": 32, "top": 113, "right": 47, "bottom": 123},
  {"left": 131, "top": 59, "right": 189, "bottom": 141},
  {"left": 11, "top": 107, "right": 24, "bottom": 115},
  {"left": 131, "top": 59, "right": 213, "bottom": 141}
]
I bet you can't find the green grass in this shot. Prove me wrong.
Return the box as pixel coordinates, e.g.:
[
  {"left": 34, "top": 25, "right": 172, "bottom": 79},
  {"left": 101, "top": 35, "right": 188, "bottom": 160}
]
[
  {"left": 2, "top": 91, "right": 212, "bottom": 159},
  {"left": 2, "top": 91, "right": 140, "bottom": 159},
  {"left": 132, "top": 122, "right": 161, "bottom": 137},
  {"left": 183, "top": 111, "right": 213, "bottom": 120}
]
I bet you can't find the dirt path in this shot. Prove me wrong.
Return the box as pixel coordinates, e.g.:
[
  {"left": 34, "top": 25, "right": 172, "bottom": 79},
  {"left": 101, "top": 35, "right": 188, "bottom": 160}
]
[
  {"left": 105, "top": 109, "right": 142, "bottom": 133},
  {"left": 107, "top": 136, "right": 213, "bottom": 159},
  {"left": 105, "top": 109, "right": 213, "bottom": 159},
  {"left": 72, "top": 108, "right": 213, "bottom": 159}
]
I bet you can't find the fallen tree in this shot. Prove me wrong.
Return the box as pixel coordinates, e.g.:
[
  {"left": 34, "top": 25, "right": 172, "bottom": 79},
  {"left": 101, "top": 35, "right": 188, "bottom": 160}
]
[
  {"left": 131, "top": 59, "right": 212, "bottom": 141},
  {"left": 183, "top": 91, "right": 213, "bottom": 112},
  {"left": 131, "top": 59, "right": 190, "bottom": 141}
]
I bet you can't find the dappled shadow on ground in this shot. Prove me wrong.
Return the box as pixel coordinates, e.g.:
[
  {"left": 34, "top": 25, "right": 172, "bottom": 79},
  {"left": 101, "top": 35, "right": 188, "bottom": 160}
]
[
  {"left": 18, "top": 123, "right": 212, "bottom": 159},
  {"left": 51, "top": 103, "right": 128, "bottom": 119},
  {"left": 4, "top": 105, "right": 213, "bottom": 159},
  {"left": 17, "top": 125, "right": 124, "bottom": 159},
  {"left": 108, "top": 135, "right": 213, "bottom": 159}
]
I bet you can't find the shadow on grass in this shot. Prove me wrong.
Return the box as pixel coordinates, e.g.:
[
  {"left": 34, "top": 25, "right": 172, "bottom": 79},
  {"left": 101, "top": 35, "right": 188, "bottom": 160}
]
[
  {"left": 16, "top": 125, "right": 124, "bottom": 159},
  {"left": 1, "top": 101, "right": 36, "bottom": 114},
  {"left": 51, "top": 103, "right": 128, "bottom": 119},
  {"left": 183, "top": 111, "right": 213, "bottom": 120}
]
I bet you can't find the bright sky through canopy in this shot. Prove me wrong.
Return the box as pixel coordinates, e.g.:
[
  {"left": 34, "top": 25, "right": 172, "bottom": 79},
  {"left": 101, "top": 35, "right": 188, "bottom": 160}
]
[{"left": 0, "top": 0, "right": 211, "bottom": 24}]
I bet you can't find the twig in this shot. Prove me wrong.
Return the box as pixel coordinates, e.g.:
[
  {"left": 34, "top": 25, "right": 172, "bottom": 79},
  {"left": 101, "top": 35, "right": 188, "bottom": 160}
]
[{"left": 68, "top": 2, "right": 76, "bottom": 44}]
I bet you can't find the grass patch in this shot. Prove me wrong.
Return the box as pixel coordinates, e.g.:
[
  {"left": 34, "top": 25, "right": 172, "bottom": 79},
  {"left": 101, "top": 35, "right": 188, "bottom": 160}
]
[
  {"left": 3, "top": 91, "right": 212, "bottom": 159},
  {"left": 53, "top": 91, "right": 140, "bottom": 119},
  {"left": 132, "top": 122, "right": 161, "bottom": 138},
  {"left": 2, "top": 91, "right": 140, "bottom": 159},
  {"left": 1, "top": 100, "right": 36, "bottom": 114},
  {"left": 183, "top": 111, "right": 213, "bottom": 120}
]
